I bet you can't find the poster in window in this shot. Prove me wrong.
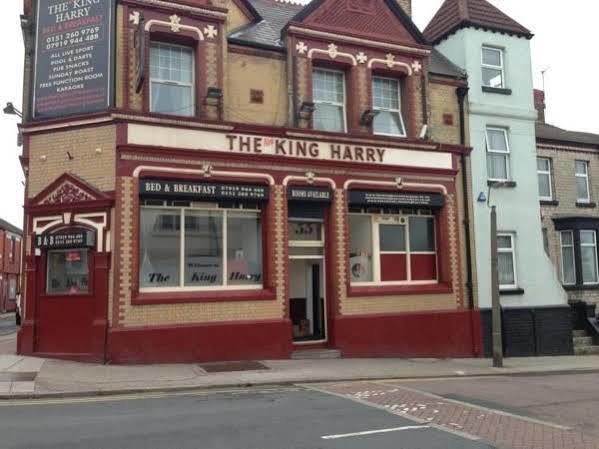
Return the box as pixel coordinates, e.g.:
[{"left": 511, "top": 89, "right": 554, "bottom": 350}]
[
  {"left": 33, "top": 0, "right": 114, "bottom": 119},
  {"left": 350, "top": 255, "right": 372, "bottom": 283}
]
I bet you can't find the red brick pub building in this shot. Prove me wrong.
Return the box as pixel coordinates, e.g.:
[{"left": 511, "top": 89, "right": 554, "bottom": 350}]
[{"left": 18, "top": 0, "right": 480, "bottom": 363}]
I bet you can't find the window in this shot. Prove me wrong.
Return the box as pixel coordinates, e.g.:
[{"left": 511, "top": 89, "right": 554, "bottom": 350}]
[
  {"left": 537, "top": 157, "right": 553, "bottom": 200},
  {"left": 542, "top": 228, "right": 549, "bottom": 256},
  {"left": 46, "top": 249, "right": 89, "bottom": 295},
  {"left": 560, "top": 231, "right": 575, "bottom": 285},
  {"left": 580, "top": 230, "right": 599, "bottom": 284},
  {"left": 486, "top": 127, "right": 510, "bottom": 181},
  {"left": 150, "top": 42, "right": 194, "bottom": 116},
  {"left": 482, "top": 47, "right": 504, "bottom": 88},
  {"left": 575, "top": 161, "right": 590, "bottom": 203},
  {"left": 9, "top": 237, "right": 15, "bottom": 263},
  {"left": 312, "top": 69, "right": 346, "bottom": 133},
  {"left": 140, "top": 204, "right": 262, "bottom": 291},
  {"left": 497, "top": 233, "right": 517, "bottom": 289},
  {"left": 348, "top": 210, "right": 437, "bottom": 285},
  {"left": 9, "top": 279, "right": 16, "bottom": 300},
  {"left": 372, "top": 77, "right": 406, "bottom": 137}
]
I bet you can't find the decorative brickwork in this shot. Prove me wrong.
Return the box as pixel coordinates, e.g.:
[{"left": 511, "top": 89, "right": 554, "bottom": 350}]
[
  {"left": 41, "top": 182, "right": 95, "bottom": 205},
  {"left": 446, "top": 193, "right": 463, "bottom": 306},
  {"left": 335, "top": 189, "right": 348, "bottom": 312}
]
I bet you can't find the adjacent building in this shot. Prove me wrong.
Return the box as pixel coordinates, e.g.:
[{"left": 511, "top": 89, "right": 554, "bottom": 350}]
[
  {"left": 534, "top": 90, "right": 599, "bottom": 305},
  {"left": 425, "top": 0, "right": 571, "bottom": 356},
  {"left": 17, "top": 0, "right": 479, "bottom": 363},
  {"left": 0, "top": 219, "right": 22, "bottom": 313}
]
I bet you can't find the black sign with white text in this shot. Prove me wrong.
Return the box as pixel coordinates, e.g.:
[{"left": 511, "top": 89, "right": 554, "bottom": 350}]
[
  {"left": 33, "top": 0, "right": 114, "bottom": 119},
  {"left": 288, "top": 187, "right": 332, "bottom": 202},
  {"left": 348, "top": 191, "right": 444, "bottom": 208},
  {"left": 35, "top": 230, "right": 96, "bottom": 250},
  {"left": 140, "top": 179, "right": 269, "bottom": 201}
]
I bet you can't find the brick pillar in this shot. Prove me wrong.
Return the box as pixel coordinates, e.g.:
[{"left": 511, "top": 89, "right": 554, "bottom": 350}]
[{"left": 17, "top": 255, "right": 38, "bottom": 355}]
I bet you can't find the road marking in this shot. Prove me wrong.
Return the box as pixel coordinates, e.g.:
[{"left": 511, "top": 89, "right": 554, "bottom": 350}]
[{"left": 321, "top": 425, "right": 429, "bottom": 439}]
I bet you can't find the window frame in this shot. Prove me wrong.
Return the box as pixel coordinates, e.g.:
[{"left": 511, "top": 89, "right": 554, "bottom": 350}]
[
  {"left": 348, "top": 210, "right": 438, "bottom": 286},
  {"left": 481, "top": 46, "right": 505, "bottom": 89},
  {"left": 486, "top": 127, "right": 511, "bottom": 181},
  {"left": 575, "top": 160, "right": 591, "bottom": 203},
  {"left": 371, "top": 76, "right": 407, "bottom": 138},
  {"left": 537, "top": 157, "right": 553, "bottom": 201},
  {"left": 560, "top": 231, "right": 576, "bottom": 286},
  {"left": 311, "top": 67, "right": 347, "bottom": 133},
  {"left": 580, "top": 230, "right": 599, "bottom": 285},
  {"left": 149, "top": 41, "right": 196, "bottom": 117},
  {"left": 139, "top": 203, "right": 264, "bottom": 293},
  {"left": 45, "top": 248, "right": 91, "bottom": 296},
  {"left": 497, "top": 232, "right": 517, "bottom": 290}
]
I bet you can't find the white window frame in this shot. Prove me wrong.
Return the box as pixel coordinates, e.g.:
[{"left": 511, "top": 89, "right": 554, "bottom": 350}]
[
  {"left": 497, "top": 232, "right": 517, "bottom": 290},
  {"left": 537, "top": 157, "right": 553, "bottom": 201},
  {"left": 580, "top": 230, "right": 599, "bottom": 285},
  {"left": 139, "top": 203, "right": 263, "bottom": 293},
  {"left": 372, "top": 76, "right": 407, "bottom": 137},
  {"left": 349, "top": 210, "right": 438, "bottom": 286},
  {"left": 312, "top": 68, "right": 347, "bottom": 133},
  {"left": 575, "top": 160, "right": 591, "bottom": 203},
  {"left": 481, "top": 46, "right": 505, "bottom": 89},
  {"left": 486, "top": 127, "right": 511, "bottom": 182},
  {"left": 559, "top": 231, "right": 576, "bottom": 286},
  {"left": 149, "top": 42, "right": 195, "bottom": 117}
]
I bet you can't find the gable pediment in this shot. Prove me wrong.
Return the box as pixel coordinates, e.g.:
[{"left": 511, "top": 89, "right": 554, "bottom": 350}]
[
  {"left": 31, "top": 173, "right": 109, "bottom": 207},
  {"left": 292, "top": 0, "right": 427, "bottom": 46}
]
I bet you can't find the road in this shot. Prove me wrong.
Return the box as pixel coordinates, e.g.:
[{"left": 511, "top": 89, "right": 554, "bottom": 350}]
[
  {"left": 0, "top": 386, "right": 494, "bottom": 449},
  {"left": 0, "top": 313, "right": 17, "bottom": 336}
]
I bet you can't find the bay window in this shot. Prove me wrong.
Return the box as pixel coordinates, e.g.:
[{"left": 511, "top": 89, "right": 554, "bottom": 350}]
[
  {"left": 482, "top": 46, "right": 504, "bottom": 89},
  {"left": 560, "top": 231, "right": 576, "bottom": 285},
  {"left": 140, "top": 202, "right": 262, "bottom": 291},
  {"left": 486, "top": 127, "right": 510, "bottom": 181},
  {"left": 580, "top": 230, "right": 599, "bottom": 284},
  {"left": 150, "top": 42, "right": 195, "bottom": 116},
  {"left": 312, "top": 68, "right": 346, "bottom": 132},
  {"left": 372, "top": 76, "right": 406, "bottom": 137},
  {"left": 349, "top": 209, "right": 437, "bottom": 285}
]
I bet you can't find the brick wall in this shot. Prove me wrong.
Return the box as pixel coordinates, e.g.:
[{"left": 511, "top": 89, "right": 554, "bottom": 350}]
[{"left": 429, "top": 81, "right": 461, "bottom": 145}]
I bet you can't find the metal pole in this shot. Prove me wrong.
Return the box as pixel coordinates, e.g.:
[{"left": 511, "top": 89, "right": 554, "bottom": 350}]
[{"left": 490, "top": 205, "right": 503, "bottom": 367}]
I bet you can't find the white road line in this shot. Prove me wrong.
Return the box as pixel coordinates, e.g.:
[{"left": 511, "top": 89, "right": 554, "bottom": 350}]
[{"left": 322, "top": 425, "right": 429, "bottom": 439}]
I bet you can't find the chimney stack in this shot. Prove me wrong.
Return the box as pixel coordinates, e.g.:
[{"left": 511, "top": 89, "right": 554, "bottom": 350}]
[
  {"left": 397, "top": 0, "right": 412, "bottom": 16},
  {"left": 533, "top": 89, "right": 546, "bottom": 123}
]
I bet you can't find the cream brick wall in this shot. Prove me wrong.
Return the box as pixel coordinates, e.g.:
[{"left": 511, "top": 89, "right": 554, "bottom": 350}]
[
  {"left": 429, "top": 82, "right": 460, "bottom": 145},
  {"left": 539, "top": 143, "right": 599, "bottom": 306},
  {"left": 28, "top": 125, "right": 116, "bottom": 198}
]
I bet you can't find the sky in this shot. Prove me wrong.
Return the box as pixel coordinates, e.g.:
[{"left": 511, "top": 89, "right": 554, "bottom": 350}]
[{"left": 0, "top": 0, "right": 597, "bottom": 229}]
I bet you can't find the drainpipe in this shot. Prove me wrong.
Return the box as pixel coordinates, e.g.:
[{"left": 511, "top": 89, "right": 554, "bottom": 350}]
[{"left": 456, "top": 86, "right": 474, "bottom": 310}]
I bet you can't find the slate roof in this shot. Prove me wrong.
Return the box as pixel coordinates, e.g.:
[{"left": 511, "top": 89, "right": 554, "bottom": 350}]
[
  {"left": 423, "top": 0, "right": 533, "bottom": 45},
  {"left": 0, "top": 218, "right": 22, "bottom": 236},
  {"left": 536, "top": 122, "right": 599, "bottom": 148},
  {"left": 229, "top": 0, "right": 465, "bottom": 79}
]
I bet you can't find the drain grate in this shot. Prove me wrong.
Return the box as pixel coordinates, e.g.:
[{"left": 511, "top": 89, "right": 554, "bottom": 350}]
[
  {"left": 199, "top": 361, "right": 269, "bottom": 373},
  {"left": 0, "top": 372, "right": 38, "bottom": 382}
]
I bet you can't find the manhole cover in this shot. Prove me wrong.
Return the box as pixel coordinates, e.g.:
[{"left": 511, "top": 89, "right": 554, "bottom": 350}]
[{"left": 199, "top": 361, "right": 269, "bottom": 373}]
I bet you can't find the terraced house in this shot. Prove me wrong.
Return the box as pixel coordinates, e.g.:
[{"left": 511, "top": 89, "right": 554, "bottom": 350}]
[{"left": 17, "top": 0, "right": 478, "bottom": 363}]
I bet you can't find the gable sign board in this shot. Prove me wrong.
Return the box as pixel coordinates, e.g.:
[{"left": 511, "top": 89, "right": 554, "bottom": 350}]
[
  {"left": 35, "top": 230, "right": 96, "bottom": 250},
  {"left": 33, "top": 0, "right": 115, "bottom": 119}
]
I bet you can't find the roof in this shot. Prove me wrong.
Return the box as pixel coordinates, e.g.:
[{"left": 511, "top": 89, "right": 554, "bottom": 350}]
[
  {"left": 423, "top": 0, "right": 533, "bottom": 45},
  {"left": 536, "top": 122, "right": 599, "bottom": 148},
  {"left": 0, "top": 218, "right": 22, "bottom": 236},
  {"left": 230, "top": 0, "right": 465, "bottom": 79}
]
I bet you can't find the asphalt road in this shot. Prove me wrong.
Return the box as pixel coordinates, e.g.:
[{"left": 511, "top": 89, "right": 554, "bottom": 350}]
[
  {"left": 0, "top": 313, "right": 17, "bottom": 336},
  {"left": 0, "top": 386, "right": 495, "bottom": 449},
  {"left": 395, "top": 371, "right": 599, "bottom": 437}
]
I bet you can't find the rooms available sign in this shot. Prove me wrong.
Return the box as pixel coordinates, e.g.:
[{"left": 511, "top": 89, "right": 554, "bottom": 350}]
[{"left": 33, "top": 0, "right": 114, "bottom": 119}]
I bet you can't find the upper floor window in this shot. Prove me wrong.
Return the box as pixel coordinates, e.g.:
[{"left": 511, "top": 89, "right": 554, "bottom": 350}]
[
  {"left": 150, "top": 42, "right": 195, "bottom": 117},
  {"left": 312, "top": 69, "right": 346, "bottom": 133},
  {"left": 9, "top": 237, "right": 15, "bottom": 263},
  {"left": 486, "top": 127, "right": 510, "bottom": 181},
  {"left": 537, "top": 157, "right": 553, "bottom": 201},
  {"left": 372, "top": 77, "right": 406, "bottom": 137},
  {"left": 575, "top": 160, "right": 590, "bottom": 203},
  {"left": 482, "top": 47, "right": 504, "bottom": 89},
  {"left": 497, "top": 233, "right": 517, "bottom": 289}
]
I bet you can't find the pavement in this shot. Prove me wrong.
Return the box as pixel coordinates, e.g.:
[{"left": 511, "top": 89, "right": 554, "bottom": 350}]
[{"left": 0, "top": 331, "right": 597, "bottom": 399}]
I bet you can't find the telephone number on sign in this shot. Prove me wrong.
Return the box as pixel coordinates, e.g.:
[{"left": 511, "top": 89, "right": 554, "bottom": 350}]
[{"left": 45, "top": 34, "right": 99, "bottom": 50}]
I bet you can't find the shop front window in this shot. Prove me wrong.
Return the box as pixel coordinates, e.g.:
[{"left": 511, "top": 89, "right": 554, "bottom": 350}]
[
  {"left": 349, "top": 210, "right": 437, "bottom": 285},
  {"left": 140, "top": 205, "right": 262, "bottom": 291},
  {"left": 46, "top": 249, "right": 89, "bottom": 295}
]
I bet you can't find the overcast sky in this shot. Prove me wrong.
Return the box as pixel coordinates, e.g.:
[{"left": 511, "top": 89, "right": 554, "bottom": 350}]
[{"left": 0, "top": 1, "right": 597, "bottom": 228}]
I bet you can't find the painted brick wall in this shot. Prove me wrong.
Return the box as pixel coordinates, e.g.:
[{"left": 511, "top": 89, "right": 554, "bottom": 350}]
[{"left": 27, "top": 125, "right": 116, "bottom": 199}]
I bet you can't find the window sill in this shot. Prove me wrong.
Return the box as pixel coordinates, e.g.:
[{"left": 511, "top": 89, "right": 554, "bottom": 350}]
[
  {"left": 576, "top": 202, "right": 596, "bottom": 208},
  {"left": 482, "top": 86, "right": 512, "bottom": 95},
  {"left": 348, "top": 283, "right": 452, "bottom": 298},
  {"left": 487, "top": 180, "right": 517, "bottom": 188},
  {"left": 500, "top": 288, "right": 525, "bottom": 296},
  {"left": 563, "top": 284, "right": 599, "bottom": 291},
  {"left": 132, "top": 288, "right": 277, "bottom": 305},
  {"left": 540, "top": 200, "right": 559, "bottom": 206}
]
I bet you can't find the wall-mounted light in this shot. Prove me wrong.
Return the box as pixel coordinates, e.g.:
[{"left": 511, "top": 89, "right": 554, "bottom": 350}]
[
  {"left": 360, "top": 109, "right": 379, "bottom": 126},
  {"left": 205, "top": 87, "right": 223, "bottom": 106},
  {"left": 298, "top": 101, "right": 316, "bottom": 121},
  {"left": 3, "top": 102, "right": 22, "bottom": 118}
]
